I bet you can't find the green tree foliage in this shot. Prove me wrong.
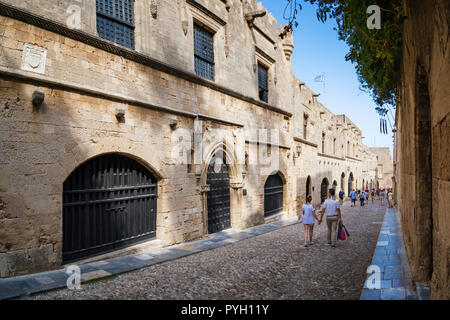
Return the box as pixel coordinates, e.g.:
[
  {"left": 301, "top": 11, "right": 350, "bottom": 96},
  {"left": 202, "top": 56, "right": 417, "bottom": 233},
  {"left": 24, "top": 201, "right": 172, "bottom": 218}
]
[{"left": 286, "top": 1, "right": 405, "bottom": 111}]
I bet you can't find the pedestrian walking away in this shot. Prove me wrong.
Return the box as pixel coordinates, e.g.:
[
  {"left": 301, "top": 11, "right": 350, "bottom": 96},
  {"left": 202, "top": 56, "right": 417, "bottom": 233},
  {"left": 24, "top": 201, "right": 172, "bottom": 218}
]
[
  {"left": 338, "top": 189, "right": 345, "bottom": 205},
  {"left": 298, "top": 195, "right": 319, "bottom": 247},
  {"left": 350, "top": 189, "right": 357, "bottom": 207},
  {"left": 319, "top": 188, "right": 342, "bottom": 248},
  {"left": 359, "top": 191, "right": 366, "bottom": 207}
]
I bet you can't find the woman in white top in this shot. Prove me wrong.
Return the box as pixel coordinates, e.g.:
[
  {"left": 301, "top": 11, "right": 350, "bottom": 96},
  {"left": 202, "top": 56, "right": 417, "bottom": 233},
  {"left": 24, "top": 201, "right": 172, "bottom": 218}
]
[{"left": 299, "top": 195, "right": 319, "bottom": 247}]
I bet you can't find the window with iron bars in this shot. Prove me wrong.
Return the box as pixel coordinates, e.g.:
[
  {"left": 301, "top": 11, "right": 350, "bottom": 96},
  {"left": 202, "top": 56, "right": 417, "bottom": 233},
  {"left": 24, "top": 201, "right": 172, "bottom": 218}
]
[
  {"left": 258, "top": 64, "right": 268, "bottom": 103},
  {"left": 96, "top": 0, "right": 135, "bottom": 49},
  {"left": 194, "top": 24, "right": 215, "bottom": 81}
]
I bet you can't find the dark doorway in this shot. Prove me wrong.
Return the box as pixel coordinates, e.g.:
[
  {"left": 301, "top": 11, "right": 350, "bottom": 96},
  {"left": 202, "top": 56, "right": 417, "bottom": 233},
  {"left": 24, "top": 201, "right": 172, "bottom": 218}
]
[
  {"left": 348, "top": 173, "right": 354, "bottom": 195},
  {"left": 63, "top": 154, "right": 157, "bottom": 263},
  {"left": 206, "top": 154, "right": 231, "bottom": 234},
  {"left": 264, "top": 173, "right": 284, "bottom": 217},
  {"left": 320, "top": 178, "right": 329, "bottom": 203}
]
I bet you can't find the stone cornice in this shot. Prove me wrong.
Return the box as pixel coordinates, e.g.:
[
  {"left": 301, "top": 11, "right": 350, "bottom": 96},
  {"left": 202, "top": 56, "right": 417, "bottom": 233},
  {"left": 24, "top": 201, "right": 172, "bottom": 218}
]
[
  {"left": 0, "top": 67, "right": 246, "bottom": 128},
  {"left": 0, "top": 1, "right": 292, "bottom": 118},
  {"left": 317, "top": 153, "right": 345, "bottom": 161},
  {"left": 293, "top": 137, "right": 318, "bottom": 148},
  {"left": 186, "top": 0, "right": 227, "bottom": 26},
  {"left": 346, "top": 156, "right": 362, "bottom": 162}
]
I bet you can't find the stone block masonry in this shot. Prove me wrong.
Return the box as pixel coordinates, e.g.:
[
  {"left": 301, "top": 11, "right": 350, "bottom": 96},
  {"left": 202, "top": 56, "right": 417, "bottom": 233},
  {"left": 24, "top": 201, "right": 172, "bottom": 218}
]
[{"left": 0, "top": 0, "right": 385, "bottom": 278}]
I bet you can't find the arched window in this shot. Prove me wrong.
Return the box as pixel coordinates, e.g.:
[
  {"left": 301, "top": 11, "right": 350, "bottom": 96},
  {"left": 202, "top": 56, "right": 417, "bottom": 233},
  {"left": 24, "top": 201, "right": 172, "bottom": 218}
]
[{"left": 264, "top": 173, "right": 284, "bottom": 217}]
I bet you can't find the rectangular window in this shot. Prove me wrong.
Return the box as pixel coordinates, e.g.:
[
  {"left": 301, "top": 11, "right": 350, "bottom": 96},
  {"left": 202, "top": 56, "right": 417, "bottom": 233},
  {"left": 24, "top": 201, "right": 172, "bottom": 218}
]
[
  {"left": 303, "top": 114, "right": 308, "bottom": 140},
  {"left": 96, "top": 0, "right": 135, "bottom": 49},
  {"left": 322, "top": 133, "right": 326, "bottom": 153},
  {"left": 194, "top": 24, "right": 215, "bottom": 81},
  {"left": 258, "top": 64, "right": 268, "bottom": 102}
]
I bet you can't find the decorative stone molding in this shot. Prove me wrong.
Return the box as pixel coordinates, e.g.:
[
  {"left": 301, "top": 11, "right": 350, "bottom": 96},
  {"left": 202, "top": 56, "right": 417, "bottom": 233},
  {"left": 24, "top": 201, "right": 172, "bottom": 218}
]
[
  {"left": 150, "top": 0, "right": 159, "bottom": 19},
  {"left": 187, "top": 0, "right": 226, "bottom": 32},
  {"left": 244, "top": 6, "right": 266, "bottom": 28},
  {"left": 280, "top": 25, "right": 294, "bottom": 60},
  {"left": 230, "top": 182, "right": 243, "bottom": 189},
  {"left": 21, "top": 43, "right": 47, "bottom": 75},
  {"left": 200, "top": 184, "right": 210, "bottom": 192}
]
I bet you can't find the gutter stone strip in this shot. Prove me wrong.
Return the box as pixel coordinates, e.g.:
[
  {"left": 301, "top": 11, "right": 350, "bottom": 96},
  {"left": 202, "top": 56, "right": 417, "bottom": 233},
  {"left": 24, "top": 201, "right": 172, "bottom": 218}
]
[
  {"left": 0, "top": 217, "right": 298, "bottom": 299},
  {"left": 360, "top": 207, "right": 417, "bottom": 300}
]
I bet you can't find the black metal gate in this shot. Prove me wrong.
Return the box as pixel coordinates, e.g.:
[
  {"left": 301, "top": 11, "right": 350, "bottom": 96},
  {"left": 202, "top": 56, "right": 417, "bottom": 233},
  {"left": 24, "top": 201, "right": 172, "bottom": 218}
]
[
  {"left": 206, "top": 156, "right": 231, "bottom": 234},
  {"left": 321, "top": 179, "right": 329, "bottom": 203},
  {"left": 264, "top": 173, "right": 283, "bottom": 217},
  {"left": 63, "top": 154, "right": 157, "bottom": 262}
]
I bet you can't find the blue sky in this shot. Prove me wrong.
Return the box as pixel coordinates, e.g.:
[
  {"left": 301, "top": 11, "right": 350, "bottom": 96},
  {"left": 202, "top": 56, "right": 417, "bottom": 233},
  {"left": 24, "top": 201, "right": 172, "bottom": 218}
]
[{"left": 261, "top": 0, "right": 394, "bottom": 156}]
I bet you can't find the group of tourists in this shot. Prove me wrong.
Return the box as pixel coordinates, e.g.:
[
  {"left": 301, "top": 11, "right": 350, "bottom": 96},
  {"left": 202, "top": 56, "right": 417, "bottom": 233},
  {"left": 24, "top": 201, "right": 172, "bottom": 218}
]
[{"left": 298, "top": 186, "right": 394, "bottom": 247}]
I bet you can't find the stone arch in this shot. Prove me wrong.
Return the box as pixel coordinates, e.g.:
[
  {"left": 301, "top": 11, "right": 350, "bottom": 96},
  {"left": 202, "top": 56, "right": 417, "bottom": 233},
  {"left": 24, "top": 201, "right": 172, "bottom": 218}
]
[
  {"left": 320, "top": 177, "right": 329, "bottom": 203},
  {"left": 200, "top": 141, "right": 244, "bottom": 234},
  {"left": 348, "top": 172, "right": 354, "bottom": 195},
  {"left": 340, "top": 172, "right": 345, "bottom": 191},
  {"left": 62, "top": 152, "right": 159, "bottom": 262}
]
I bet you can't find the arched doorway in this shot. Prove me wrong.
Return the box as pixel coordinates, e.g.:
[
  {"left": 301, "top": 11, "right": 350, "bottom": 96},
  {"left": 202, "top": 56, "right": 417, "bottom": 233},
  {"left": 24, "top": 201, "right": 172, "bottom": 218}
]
[
  {"left": 306, "top": 175, "right": 312, "bottom": 199},
  {"left": 362, "top": 179, "right": 365, "bottom": 190},
  {"left": 206, "top": 153, "right": 231, "bottom": 234},
  {"left": 63, "top": 153, "right": 157, "bottom": 262},
  {"left": 340, "top": 173, "right": 345, "bottom": 191},
  {"left": 332, "top": 180, "right": 338, "bottom": 190},
  {"left": 264, "top": 173, "right": 284, "bottom": 217},
  {"left": 348, "top": 172, "right": 354, "bottom": 195},
  {"left": 320, "top": 178, "right": 329, "bottom": 203}
]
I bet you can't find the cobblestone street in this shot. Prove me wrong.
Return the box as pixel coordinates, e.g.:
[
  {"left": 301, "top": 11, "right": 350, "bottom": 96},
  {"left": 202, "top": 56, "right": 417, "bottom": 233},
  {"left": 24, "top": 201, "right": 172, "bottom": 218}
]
[{"left": 31, "top": 201, "right": 385, "bottom": 300}]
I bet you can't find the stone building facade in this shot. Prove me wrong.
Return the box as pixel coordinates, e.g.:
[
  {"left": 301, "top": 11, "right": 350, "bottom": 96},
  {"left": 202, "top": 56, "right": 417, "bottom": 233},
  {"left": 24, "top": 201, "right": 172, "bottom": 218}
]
[
  {"left": 0, "top": 0, "right": 382, "bottom": 277},
  {"left": 395, "top": 0, "right": 449, "bottom": 299},
  {"left": 369, "top": 147, "right": 394, "bottom": 190}
]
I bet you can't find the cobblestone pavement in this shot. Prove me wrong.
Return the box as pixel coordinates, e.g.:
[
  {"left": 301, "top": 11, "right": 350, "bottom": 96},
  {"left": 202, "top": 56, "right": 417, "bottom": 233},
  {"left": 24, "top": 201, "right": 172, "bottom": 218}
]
[{"left": 31, "top": 201, "right": 385, "bottom": 300}]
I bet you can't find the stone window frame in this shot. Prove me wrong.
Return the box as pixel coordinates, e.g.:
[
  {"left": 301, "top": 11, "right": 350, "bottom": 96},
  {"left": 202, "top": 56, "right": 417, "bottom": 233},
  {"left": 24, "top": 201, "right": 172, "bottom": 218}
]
[
  {"left": 95, "top": 0, "right": 136, "bottom": 49},
  {"left": 188, "top": 1, "right": 226, "bottom": 82},
  {"left": 255, "top": 47, "right": 275, "bottom": 104}
]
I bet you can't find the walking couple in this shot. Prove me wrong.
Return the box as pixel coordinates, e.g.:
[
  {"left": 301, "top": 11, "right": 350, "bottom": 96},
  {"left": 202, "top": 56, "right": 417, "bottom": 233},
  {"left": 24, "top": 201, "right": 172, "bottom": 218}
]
[{"left": 298, "top": 188, "right": 343, "bottom": 248}]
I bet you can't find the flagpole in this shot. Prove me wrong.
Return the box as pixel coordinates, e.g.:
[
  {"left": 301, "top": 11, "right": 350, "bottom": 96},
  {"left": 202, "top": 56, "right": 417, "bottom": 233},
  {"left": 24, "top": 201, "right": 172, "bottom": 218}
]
[{"left": 323, "top": 72, "right": 325, "bottom": 96}]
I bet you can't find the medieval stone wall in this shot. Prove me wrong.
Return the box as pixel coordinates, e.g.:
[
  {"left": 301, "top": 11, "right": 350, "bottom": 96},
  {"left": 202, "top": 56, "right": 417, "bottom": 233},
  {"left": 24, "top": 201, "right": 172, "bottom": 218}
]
[
  {"left": 395, "top": 0, "right": 449, "bottom": 299},
  {"left": 0, "top": 0, "right": 382, "bottom": 277}
]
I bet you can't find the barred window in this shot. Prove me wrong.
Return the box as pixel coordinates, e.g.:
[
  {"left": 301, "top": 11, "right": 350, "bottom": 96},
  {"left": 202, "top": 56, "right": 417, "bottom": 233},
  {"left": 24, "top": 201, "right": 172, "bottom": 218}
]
[
  {"left": 258, "top": 64, "right": 268, "bottom": 103},
  {"left": 96, "top": 0, "right": 135, "bottom": 49},
  {"left": 194, "top": 24, "right": 215, "bottom": 81}
]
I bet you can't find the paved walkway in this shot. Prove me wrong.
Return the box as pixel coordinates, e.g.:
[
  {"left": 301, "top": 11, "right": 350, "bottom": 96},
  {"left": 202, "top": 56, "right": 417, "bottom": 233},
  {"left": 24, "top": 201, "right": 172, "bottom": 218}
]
[
  {"left": 0, "top": 217, "right": 299, "bottom": 299},
  {"left": 2, "top": 201, "right": 400, "bottom": 300},
  {"left": 29, "top": 201, "right": 385, "bottom": 300},
  {"left": 360, "top": 207, "right": 417, "bottom": 300}
]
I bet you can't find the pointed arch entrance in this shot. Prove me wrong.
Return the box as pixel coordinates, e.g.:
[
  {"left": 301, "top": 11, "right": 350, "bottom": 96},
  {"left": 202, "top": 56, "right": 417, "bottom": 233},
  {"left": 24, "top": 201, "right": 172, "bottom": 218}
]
[{"left": 206, "top": 153, "right": 231, "bottom": 234}]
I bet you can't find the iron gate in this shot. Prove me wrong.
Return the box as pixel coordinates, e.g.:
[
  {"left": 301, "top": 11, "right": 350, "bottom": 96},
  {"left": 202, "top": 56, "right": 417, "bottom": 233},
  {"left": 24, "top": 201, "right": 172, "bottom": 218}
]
[
  {"left": 264, "top": 173, "right": 283, "bottom": 217},
  {"left": 206, "top": 156, "right": 231, "bottom": 234},
  {"left": 321, "top": 179, "right": 328, "bottom": 203},
  {"left": 63, "top": 154, "right": 157, "bottom": 262}
]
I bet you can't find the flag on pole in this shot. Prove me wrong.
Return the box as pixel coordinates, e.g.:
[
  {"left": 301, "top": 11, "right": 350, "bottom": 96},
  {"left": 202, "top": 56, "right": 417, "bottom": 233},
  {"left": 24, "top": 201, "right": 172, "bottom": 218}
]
[{"left": 314, "top": 74, "right": 325, "bottom": 82}]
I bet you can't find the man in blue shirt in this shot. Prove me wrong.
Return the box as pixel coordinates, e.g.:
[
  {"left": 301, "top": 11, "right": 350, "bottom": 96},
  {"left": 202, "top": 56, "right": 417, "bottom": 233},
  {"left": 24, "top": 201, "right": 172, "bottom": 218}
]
[
  {"left": 359, "top": 191, "right": 366, "bottom": 207},
  {"left": 350, "top": 189, "right": 357, "bottom": 207}
]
